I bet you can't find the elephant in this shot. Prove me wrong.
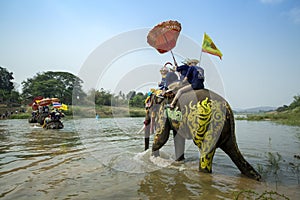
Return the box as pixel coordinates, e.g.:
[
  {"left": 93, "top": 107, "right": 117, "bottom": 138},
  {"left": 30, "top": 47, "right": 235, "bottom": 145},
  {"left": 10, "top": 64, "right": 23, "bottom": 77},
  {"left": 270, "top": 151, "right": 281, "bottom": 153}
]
[
  {"left": 37, "top": 112, "right": 49, "bottom": 125},
  {"left": 43, "top": 120, "right": 64, "bottom": 129},
  {"left": 151, "top": 85, "right": 262, "bottom": 181},
  {"left": 144, "top": 90, "right": 185, "bottom": 161},
  {"left": 143, "top": 70, "right": 186, "bottom": 160},
  {"left": 41, "top": 111, "right": 65, "bottom": 129},
  {"left": 28, "top": 116, "right": 38, "bottom": 123}
]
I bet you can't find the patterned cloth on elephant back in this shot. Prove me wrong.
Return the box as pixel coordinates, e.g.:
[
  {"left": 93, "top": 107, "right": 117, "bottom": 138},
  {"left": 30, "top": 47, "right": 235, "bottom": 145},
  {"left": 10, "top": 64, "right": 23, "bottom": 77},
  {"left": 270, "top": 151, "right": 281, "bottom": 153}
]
[{"left": 145, "top": 89, "right": 162, "bottom": 106}]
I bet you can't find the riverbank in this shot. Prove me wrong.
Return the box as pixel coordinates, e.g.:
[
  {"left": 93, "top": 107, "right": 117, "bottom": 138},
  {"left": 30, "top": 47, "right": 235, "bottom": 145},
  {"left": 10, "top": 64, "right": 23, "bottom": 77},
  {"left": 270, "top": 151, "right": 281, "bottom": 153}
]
[
  {"left": 236, "top": 107, "right": 300, "bottom": 126},
  {"left": 72, "top": 105, "right": 145, "bottom": 118},
  {"left": 3, "top": 104, "right": 300, "bottom": 127},
  {"left": 0, "top": 105, "right": 146, "bottom": 120}
]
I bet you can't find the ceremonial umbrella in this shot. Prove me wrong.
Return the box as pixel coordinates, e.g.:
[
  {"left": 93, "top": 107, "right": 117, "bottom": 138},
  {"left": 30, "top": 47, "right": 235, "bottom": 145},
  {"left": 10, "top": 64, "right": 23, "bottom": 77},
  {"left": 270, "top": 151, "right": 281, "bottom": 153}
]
[
  {"left": 147, "top": 20, "right": 181, "bottom": 65},
  {"left": 38, "top": 98, "right": 52, "bottom": 106},
  {"left": 51, "top": 98, "right": 60, "bottom": 102},
  {"left": 29, "top": 96, "right": 44, "bottom": 106},
  {"left": 31, "top": 102, "right": 38, "bottom": 110}
]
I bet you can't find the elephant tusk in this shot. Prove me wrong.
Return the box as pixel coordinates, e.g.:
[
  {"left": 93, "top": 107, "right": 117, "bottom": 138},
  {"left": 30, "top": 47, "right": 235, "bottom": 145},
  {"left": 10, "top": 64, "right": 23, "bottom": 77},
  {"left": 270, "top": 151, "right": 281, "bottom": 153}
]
[{"left": 136, "top": 125, "right": 145, "bottom": 134}]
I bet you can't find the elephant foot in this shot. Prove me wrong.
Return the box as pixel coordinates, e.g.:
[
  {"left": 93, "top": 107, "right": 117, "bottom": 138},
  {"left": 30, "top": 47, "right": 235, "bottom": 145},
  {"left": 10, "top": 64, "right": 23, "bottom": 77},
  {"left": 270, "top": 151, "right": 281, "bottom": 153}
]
[
  {"left": 244, "top": 169, "right": 262, "bottom": 181},
  {"left": 175, "top": 154, "right": 185, "bottom": 162},
  {"left": 199, "top": 167, "right": 211, "bottom": 173},
  {"left": 152, "top": 150, "right": 160, "bottom": 157},
  {"left": 199, "top": 157, "right": 213, "bottom": 173}
]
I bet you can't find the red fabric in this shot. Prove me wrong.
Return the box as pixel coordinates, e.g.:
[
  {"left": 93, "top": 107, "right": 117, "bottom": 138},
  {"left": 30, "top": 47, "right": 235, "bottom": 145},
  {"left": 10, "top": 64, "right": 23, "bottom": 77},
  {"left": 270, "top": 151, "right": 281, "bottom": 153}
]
[{"left": 147, "top": 20, "right": 181, "bottom": 54}]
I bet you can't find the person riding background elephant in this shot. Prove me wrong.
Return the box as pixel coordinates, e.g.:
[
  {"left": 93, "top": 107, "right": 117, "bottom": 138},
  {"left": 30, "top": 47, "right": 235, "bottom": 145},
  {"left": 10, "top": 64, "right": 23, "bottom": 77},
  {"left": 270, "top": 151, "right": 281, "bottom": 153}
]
[
  {"left": 42, "top": 108, "right": 64, "bottom": 129},
  {"left": 150, "top": 84, "right": 262, "bottom": 181}
]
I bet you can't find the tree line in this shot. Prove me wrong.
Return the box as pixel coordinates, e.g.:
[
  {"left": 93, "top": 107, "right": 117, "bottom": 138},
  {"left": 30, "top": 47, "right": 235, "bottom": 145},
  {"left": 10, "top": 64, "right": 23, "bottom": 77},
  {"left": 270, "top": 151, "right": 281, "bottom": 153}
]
[
  {"left": 276, "top": 95, "right": 300, "bottom": 112},
  {"left": 2, "top": 66, "right": 300, "bottom": 111},
  {"left": 0, "top": 66, "right": 148, "bottom": 108}
]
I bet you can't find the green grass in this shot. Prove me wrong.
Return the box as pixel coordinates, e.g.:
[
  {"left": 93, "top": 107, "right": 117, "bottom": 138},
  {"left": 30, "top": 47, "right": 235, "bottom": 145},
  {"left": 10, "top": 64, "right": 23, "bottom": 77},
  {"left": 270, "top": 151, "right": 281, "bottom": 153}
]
[
  {"left": 234, "top": 190, "right": 290, "bottom": 200},
  {"left": 244, "top": 108, "right": 300, "bottom": 126},
  {"left": 2, "top": 105, "right": 146, "bottom": 120},
  {"left": 9, "top": 113, "right": 31, "bottom": 119}
]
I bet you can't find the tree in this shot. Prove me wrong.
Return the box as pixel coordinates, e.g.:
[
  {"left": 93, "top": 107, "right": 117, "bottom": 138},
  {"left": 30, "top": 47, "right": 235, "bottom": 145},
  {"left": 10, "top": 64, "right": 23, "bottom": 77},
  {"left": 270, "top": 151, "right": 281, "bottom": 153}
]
[
  {"left": 0, "top": 66, "right": 14, "bottom": 92},
  {"left": 22, "top": 71, "right": 86, "bottom": 104},
  {"left": 87, "top": 88, "right": 147, "bottom": 108},
  {"left": 126, "top": 91, "right": 136, "bottom": 100},
  {"left": 95, "top": 88, "right": 113, "bottom": 106},
  {"left": 129, "top": 92, "right": 147, "bottom": 108},
  {"left": 0, "top": 66, "right": 20, "bottom": 105},
  {"left": 276, "top": 105, "right": 288, "bottom": 112},
  {"left": 289, "top": 95, "right": 300, "bottom": 110}
]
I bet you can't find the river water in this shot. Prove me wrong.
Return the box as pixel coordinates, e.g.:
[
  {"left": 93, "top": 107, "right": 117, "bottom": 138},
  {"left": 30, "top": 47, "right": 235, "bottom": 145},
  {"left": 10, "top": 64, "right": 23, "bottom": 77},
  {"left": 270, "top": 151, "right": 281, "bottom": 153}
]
[{"left": 0, "top": 118, "right": 299, "bottom": 199}]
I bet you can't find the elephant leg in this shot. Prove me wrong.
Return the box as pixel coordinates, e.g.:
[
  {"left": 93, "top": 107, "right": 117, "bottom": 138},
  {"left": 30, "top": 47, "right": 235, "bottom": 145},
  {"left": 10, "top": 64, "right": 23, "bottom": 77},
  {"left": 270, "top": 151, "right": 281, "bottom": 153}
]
[
  {"left": 144, "top": 113, "right": 151, "bottom": 151},
  {"left": 144, "top": 138, "right": 149, "bottom": 151},
  {"left": 199, "top": 148, "right": 216, "bottom": 173},
  {"left": 173, "top": 131, "right": 185, "bottom": 161},
  {"left": 152, "top": 150, "right": 160, "bottom": 157},
  {"left": 144, "top": 123, "right": 150, "bottom": 151}
]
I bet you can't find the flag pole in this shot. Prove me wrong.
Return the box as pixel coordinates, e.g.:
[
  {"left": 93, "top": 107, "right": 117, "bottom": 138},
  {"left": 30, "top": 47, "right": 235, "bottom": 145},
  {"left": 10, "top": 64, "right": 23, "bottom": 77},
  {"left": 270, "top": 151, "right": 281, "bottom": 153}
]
[{"left": 198, "top": 33, "right": 205, "bottom": 67}]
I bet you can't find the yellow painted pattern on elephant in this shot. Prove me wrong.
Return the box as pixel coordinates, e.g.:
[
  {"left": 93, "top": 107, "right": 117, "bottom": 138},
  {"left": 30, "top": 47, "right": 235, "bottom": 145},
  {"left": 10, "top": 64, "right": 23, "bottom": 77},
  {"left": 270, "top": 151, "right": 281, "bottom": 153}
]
[
  {"left": 153, "top": 105, "right": 167, "bottom": 144},
  {"left": 200, "top": 149, "right": 216, "bottom": 172},
  {"left": 182, "top": 97, "right": 226, "bottom": 171}
]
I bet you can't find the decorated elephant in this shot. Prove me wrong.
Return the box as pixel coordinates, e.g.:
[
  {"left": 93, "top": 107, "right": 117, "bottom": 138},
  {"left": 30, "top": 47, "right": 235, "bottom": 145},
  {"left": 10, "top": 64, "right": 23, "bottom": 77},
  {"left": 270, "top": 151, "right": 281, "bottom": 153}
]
[
  {"left": 42, "top": 111, "right": 64, "bottom": 129},
  {"left": 143, "top": 69, "right": 185, "bottom": 160},
  {"left": 28, "top": 115, "right": 38, "bottom": 123},
  {"left": 37, "top": 112, "right": 49, "bottom": 125},
  {"left": 144, "top": 89, "right": 185, "bottom": 161},
  {"left": 43, "top": 120, "right": 64, "bottom": 129},
  {"left": 151, "top": 86, "right": 262, "bottom": 181}
]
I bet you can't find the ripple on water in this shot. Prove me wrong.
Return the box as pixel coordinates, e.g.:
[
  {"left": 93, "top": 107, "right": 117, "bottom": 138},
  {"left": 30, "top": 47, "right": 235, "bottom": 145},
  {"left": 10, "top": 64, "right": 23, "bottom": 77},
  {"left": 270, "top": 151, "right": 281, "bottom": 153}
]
[{"left": 0, "top": 119, "right": 299, "bottom": 199}]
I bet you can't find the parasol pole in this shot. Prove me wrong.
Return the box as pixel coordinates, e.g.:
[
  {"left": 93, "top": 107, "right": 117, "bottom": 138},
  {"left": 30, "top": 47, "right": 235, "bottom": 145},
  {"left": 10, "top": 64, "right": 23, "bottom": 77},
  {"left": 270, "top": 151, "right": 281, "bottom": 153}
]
[{"left": 170, "top": 50, "right": 178, "bottom": 67}]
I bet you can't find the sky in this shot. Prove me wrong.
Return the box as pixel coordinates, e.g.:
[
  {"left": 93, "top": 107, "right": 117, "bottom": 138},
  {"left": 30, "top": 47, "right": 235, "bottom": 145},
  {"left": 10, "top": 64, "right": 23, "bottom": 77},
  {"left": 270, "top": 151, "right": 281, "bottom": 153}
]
[{"left": 0, "top": 0, "right": 300, "bottom": 109}]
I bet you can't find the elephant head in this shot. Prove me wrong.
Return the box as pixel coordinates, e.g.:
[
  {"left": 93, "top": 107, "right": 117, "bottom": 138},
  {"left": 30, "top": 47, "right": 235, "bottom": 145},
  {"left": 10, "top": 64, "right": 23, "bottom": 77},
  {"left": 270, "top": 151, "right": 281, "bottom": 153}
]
[
  {"left": 143, "top": 89, "right": 162, "bottom": 151},
  {"left": 151, "top": 87, "right": 262, "bottom": 181},
  {"left": 144, "top": 89, "right": 185, "bottom": 161}
]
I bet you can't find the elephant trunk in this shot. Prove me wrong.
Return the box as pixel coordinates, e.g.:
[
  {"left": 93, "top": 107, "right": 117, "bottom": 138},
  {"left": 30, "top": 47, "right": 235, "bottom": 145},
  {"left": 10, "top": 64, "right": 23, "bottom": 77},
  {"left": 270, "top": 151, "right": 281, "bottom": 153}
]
[{"left": 152, "top": 122, "right": 171, "bottom": 152}]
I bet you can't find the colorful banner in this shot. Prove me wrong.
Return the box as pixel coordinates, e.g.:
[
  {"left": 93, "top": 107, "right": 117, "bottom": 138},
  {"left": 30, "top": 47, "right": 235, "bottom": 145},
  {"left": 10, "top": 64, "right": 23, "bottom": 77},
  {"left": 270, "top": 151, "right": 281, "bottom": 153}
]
[
  {"left": 60, "top": 103, "right": 68, "bottom": 111},
  {"left": 202, "top": 33, "right": 223, "bottom": 60},
  {"left": 52, "top": 102, "right": 62, "bottom": 108}
]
